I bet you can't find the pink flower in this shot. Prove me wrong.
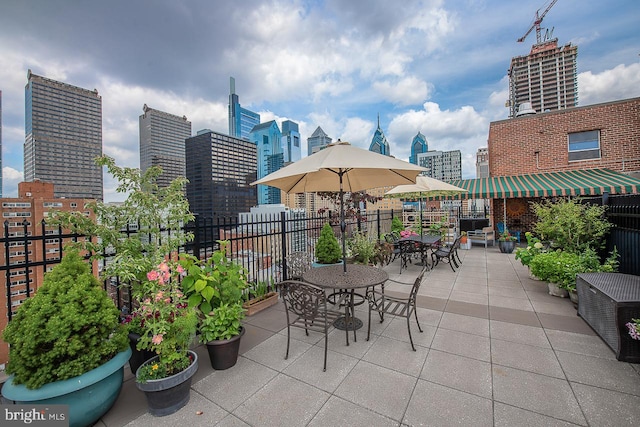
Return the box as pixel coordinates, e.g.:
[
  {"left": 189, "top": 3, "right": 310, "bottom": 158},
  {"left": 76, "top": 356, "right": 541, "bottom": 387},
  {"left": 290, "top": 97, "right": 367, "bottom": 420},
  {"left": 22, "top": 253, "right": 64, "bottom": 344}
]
[
  {"left": 147, "top": 270, "right": 159, "bottom": 281},
  {"left": 152, "top": 334, "right": 164, "bottom": 345},
  {"left": 158, "top": 262, "right": 170, "bottom": 272},
  {"left": 176, "top": 265, "right": 185, "bottom": 274},
  {"left": 155, "top": 291, "right": 164, "bottom": 302}
]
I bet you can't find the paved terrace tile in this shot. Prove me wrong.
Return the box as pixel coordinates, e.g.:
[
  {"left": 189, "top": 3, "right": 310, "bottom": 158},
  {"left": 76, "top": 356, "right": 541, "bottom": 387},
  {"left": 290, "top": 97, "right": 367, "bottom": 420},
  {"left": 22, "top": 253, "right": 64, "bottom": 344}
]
[{"left": 91, "top": 245, "right": 640, "bottom": 427}]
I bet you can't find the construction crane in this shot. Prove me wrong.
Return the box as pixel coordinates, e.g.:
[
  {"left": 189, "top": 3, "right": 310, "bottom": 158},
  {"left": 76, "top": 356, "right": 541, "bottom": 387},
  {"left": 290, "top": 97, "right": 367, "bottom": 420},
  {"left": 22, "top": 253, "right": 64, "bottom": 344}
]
[{"left": 517, "top": 0, "right": 558, "bottom": 44}]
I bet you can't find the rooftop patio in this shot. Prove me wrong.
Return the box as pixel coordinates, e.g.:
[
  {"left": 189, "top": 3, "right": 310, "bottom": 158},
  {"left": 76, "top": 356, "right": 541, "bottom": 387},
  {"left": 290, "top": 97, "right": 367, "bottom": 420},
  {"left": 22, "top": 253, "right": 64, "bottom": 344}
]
[{"left": 97, "top": 246, "right": 640, "bottom": 426}]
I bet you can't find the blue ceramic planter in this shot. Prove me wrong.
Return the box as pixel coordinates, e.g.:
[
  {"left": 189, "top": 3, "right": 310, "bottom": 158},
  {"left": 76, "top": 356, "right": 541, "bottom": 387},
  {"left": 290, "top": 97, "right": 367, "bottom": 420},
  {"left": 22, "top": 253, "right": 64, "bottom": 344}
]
[{"left": 1, "top": 347, "right": 132, "bottom": 427}]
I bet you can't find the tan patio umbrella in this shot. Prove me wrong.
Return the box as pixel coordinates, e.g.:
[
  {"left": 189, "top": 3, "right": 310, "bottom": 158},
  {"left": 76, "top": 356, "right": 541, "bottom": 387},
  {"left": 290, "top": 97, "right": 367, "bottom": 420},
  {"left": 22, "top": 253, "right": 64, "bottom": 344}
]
[
  {"left": 251, "top": 140, "right": 426, "bottom": 272},
  {"left": 385, "top": 175, "right": 467, "bottom": 235}
]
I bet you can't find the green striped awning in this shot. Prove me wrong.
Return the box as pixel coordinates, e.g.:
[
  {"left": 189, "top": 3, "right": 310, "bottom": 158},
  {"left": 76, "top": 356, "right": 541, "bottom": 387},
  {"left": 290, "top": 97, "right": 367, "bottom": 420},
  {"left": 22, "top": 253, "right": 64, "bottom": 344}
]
[{"left": 437, "top": 169, "right": 640, "bottom": 200}]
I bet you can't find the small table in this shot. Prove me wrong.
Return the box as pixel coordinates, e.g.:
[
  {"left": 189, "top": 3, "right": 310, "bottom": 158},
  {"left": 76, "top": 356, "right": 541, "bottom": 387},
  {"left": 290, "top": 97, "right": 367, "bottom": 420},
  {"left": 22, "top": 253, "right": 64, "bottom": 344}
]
[
  {"left": 399, "top": 234, "right": 441, "bottom": 267},
  {"left": 303, "top": 264, "right": 388, "bottom": 344}
]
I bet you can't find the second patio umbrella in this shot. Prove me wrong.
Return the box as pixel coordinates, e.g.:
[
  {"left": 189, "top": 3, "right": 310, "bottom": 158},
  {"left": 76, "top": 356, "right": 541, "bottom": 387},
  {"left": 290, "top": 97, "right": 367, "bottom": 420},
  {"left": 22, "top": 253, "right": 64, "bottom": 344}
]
[{"left": 251, "top": 140, "right": 426, "bottom": 272}]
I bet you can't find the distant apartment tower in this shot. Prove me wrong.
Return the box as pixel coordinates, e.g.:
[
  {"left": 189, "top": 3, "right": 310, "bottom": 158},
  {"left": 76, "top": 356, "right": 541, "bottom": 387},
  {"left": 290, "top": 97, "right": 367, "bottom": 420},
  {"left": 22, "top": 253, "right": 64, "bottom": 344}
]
[
  {"left": 369, "top": 115, "right": 391, "bottom": 156},
  {"left": 409, "top": 132, "right": 428, "bottom": 165},
  {"left": 307, "top": 126, "right": 332, "bottom": 155},
  {"left": 185, "top": 130, "right": 257, "bottom": 220},
  {"left": 0, "top": 180, "right": 95, "bottom": 365},
  {"left": 281, "top": 120, "right": 301, "bottom": 163},
  {"left": 250, "top": 121, "right": 283, "bottom": 205},
  {"left": 507, "top": 39, "right": 578, "bottom": 118},
  {"left": 24, "top": 70, "right": 103, "bottom": 200},
  {"left": 228, "top": 77, "right": 260, "bottom": 140},
  {"left": 416, "top": 150, "right": 462, "bottom": 181},
  {"left": 476, "top": 147, "right": 489, "bottom": 178},
  {"left": 139, "top": 104, "right": 192, "bottom": 188}
]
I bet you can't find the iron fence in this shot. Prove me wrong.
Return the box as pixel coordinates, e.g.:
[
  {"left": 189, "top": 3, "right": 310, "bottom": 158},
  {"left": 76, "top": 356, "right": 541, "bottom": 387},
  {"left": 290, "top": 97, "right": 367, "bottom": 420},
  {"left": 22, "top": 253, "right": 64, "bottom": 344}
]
[{"left": 1, "top": 209, "right": 397, "bottom": 318}]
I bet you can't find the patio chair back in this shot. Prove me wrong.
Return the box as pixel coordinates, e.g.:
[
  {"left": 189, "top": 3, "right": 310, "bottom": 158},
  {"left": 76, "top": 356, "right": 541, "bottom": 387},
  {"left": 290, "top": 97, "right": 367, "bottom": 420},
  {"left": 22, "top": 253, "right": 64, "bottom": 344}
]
[{"left": 285, "top": 251, "right": 313, "bottom": 280}]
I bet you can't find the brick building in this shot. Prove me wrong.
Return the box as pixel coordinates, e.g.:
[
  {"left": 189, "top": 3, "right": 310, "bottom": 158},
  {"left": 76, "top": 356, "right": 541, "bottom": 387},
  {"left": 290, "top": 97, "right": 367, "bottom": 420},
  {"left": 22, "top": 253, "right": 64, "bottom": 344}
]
[{"left": 0, "top": 181, "right": 95, "bottom": 365}]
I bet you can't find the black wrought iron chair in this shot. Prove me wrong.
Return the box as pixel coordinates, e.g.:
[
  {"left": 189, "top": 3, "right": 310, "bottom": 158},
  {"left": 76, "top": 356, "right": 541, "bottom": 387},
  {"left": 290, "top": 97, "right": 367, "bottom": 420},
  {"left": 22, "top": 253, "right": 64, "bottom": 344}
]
[
  {"left": 398, "top": 239, "right": 418, "bottom": 273},
  {"left": 279, "top": 280, "right": 342, "bottom": 371},
  {"left": 366, "top": 266, "right": 428, "bottom": 351},
  {"left": 431, "top": 234, "right": 463, "bottom": 272}
]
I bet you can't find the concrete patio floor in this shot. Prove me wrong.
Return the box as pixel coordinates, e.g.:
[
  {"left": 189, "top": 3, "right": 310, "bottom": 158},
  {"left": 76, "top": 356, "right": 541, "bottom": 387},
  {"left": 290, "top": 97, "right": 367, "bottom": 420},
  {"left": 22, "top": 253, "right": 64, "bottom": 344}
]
[{"left": 97, "top": 246, "right": 640, "bottom": 426}]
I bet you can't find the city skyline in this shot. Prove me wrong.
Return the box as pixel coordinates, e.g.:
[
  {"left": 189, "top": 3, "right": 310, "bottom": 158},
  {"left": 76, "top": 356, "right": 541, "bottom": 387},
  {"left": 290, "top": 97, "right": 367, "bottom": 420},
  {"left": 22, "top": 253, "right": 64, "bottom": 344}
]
[{"left": 1, "top": 0, "right": 639, "bottom": 202}]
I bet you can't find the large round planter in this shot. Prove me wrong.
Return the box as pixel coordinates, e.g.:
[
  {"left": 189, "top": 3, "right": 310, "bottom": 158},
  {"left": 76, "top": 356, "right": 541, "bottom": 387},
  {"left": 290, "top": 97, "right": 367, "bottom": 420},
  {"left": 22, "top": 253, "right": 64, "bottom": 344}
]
[
  {"left": 547, "top": 282, "right": 569, "bottom": 298},
  {"left": 135, "top": 350, "right": 198, "bottom": 417},
  {"left": 128, "top": 332, "right": 156, "bottom": 375},
  {"left": 569, "top": 289, "right": 578, "bottom": 308},
  {"left": 206, "top": 326, "right": 245, "bottom": 370},
  {"left": 498, "top": 240, "right": 516, "bottom": 253},
  {"left": 1, "top": 347, "right": 132, "bottom": 427}
]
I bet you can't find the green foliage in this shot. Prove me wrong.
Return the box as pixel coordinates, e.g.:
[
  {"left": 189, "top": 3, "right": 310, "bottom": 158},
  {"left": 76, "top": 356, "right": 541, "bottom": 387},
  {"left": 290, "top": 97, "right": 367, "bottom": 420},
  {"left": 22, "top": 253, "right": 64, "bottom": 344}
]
[
  {"left": 179, "top": 241, "right": 248, "bottom": 343},
  {"left": 50, "top": 156, "right": 194, "bottom": 288},
  {"left": 134, "top": 260, "right": 198, "bottom": 382},
  {"left": 514, "top": 232, "right": 546, "bottom": 267},
  {"left": 347, "top": 231, "right": 378, "bottom": 265},
  {"left": 529, "top": 248, "right": 619, "bottom": 290},
  {"left": 315, "top": 223, "right": 342, "bottom": 264},
  {"left": 532, "top": 198, "right": 612, "bottom": 252},
  {"left": 391, "top": 216, "right": 404, "bottom": 233},
  {"left": 2, "top": 250, "right": 128, "bottom": 389},
  {"left": 199, "top": 303, "right": 245, "bottom": 342}
]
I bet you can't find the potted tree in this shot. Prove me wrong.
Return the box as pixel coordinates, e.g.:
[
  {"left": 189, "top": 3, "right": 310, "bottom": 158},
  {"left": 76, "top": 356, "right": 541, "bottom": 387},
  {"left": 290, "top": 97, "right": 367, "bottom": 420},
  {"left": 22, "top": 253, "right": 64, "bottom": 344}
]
[
  {"left": 50, "top": 156, "right": 194, "bottom": 375},
  {"left": 133, "top": 259, "right": 199, "bottom": 416},
  {"left": 180, "top": 241, "right": 249, "bottom": 370},
  {"left": 313, "top": 222, "right": 343, "bottom": 266},
  {"left": 1, "top": 249, "right": 130, "bottom": 427},
  {"left": 498, "top": 229, "right": 518, "bottom": 253}
]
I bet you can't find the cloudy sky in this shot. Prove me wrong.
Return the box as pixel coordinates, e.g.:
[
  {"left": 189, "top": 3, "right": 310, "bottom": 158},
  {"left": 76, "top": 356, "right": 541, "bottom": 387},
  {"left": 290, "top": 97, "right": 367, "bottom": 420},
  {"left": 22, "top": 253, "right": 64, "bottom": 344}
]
[{"left": 1, "top": 0, "right": 639, "bottom": 202}]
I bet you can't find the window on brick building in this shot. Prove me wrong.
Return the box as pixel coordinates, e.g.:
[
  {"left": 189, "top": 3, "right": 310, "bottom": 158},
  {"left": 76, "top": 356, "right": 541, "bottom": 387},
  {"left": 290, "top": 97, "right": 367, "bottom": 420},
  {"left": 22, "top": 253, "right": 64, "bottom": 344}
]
[{"left": 568, "top": 130, "right": 600, "bottom": 161}]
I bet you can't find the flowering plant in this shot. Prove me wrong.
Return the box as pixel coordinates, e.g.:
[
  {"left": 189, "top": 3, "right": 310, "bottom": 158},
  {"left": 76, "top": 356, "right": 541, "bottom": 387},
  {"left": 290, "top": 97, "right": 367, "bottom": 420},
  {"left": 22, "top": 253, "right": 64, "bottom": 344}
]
[
  {"left": 626, "top": 319, "right": 640, "bottom": 340},
  {"left": 400, "top": 229, "right": 418, "bottom": 238},
  {"left": 498, "top": 230, "right": 518, "bottom": 242},
  {"left": 134, "top": 260, "right": 198, "bottom": 382},
  {"left": 515, "top": 232, "right": 545, "bottom": 267}
]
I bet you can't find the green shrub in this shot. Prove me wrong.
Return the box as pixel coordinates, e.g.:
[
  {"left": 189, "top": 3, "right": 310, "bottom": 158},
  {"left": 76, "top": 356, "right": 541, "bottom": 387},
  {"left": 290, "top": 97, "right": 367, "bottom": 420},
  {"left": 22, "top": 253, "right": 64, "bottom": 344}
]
[
  {"left": 391, "top": 217, "right": 404, "bottom": 233},
  {"left": 315, "top": 223, "right": 342, "bottom": 264},
  {"left": 532, "top": 198, "right": 612, "bottom": 252},
  {"left": 347, "top": 231, "right": 377, "bottom": 265},
  {"left": 514, "top": 232, "right": 545, "bottom": 267},
  {"left": 2, "top": 250, "right": 128, "bottom": 389}
]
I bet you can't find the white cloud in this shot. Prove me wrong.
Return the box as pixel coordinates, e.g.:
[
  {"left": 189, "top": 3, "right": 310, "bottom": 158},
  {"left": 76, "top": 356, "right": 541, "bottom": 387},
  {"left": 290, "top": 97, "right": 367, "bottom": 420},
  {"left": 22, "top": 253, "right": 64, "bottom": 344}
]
[
  {"left": 578, "top": 63, "right": 640, "bottom": 106},
  {"left": 372, "top": 76, "right": 432, "bottom": 105},
  {"left": 2, "top": 167, "right": 23, "bottom": 198}
]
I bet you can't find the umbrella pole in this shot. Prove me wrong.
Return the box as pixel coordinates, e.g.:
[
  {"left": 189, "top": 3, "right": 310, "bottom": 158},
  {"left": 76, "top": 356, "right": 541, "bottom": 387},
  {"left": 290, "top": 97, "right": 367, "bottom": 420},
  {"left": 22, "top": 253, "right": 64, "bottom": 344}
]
[{"left": 340, "top": 174, "right": 347, "bottom": 273}]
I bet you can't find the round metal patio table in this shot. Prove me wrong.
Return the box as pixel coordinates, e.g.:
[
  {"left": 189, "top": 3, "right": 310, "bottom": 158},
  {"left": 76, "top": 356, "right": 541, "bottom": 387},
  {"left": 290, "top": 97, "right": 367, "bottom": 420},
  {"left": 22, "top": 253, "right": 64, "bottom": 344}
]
[{"left": 303, "top": 264, "right": 388, "bottom": 343}]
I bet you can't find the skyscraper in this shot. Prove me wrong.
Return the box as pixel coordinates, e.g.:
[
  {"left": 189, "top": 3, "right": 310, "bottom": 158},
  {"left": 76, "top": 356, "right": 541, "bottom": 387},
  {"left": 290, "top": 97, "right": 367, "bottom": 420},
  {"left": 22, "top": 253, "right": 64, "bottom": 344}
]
[
  {"left": 507, "top": 39, "right": 578, "bottom": 118},
  {"left": 476, "top": 147, "right": 489, "bottom": 178},
  {"left": 307, "top": 126, "right": 331, "bottom": 155},
  {"left": 250, "top": 121, "right": 283, "bottom": 205},
  {"left": 369, "top": 115, "right": 391, "bottom": 156},
  {"left": 228, "top": 77, "right": 260, "bottom": 140},
  {"left": 139, "top": 104, "right": 192, "bottom": 188},
  {"left": 409, "top": 132, "right": 428, "bottom": 165},
  {"left": 185, "top": 130, "right": 257, "bottom": 220},
  {"left": 24, "top": 70, "right": 103, "bottom": 200},
  {"left": 281, "top": 120, "right": 301, "bottom": 163}
]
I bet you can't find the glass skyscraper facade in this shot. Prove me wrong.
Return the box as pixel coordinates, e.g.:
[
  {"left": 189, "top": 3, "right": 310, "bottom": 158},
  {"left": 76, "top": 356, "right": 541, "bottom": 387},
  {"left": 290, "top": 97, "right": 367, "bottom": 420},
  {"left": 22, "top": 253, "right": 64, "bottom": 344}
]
[
  {"left": 250, "top": 120, "right": 282, "bottom": 205},
  {"left": 228, "top": 77, "right": 260, "bottom": 140},
  {"left": 409, "top": 132, "right": 428, "bottom": 165},
  {"left": 24, "top": 70, "right": 103, "bottom": 200},
  {"left": 139, "top": 104, "right": 192, "bottom": 188},
  {"left": 369, "top": 116, "right": 391, "bottom": 156},
  {"left": 281, "top": 120, "right": 301, "bottom": 163},
  {"left": 185, "top": 130, "right": 257, "bottom": 220}
]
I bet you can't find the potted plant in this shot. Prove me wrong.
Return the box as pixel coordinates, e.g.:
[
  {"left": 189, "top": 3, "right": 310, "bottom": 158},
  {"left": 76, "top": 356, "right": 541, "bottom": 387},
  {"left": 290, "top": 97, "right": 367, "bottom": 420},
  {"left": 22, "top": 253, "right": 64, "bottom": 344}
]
[
  {"left": 1, "top": 249, "right": 130, "bottom": 427},
  {"left": 459, "top": 232, "right": 471, "bottom": 250},
  {"left": 347, "top": 231, "right": 378, "bottom": 265},
  {"left": 498, "top": 229, "right": 518, "bottom": 253},
  {"left": 133, "top": 259, "right": 199, "bottom": 417},
  {"left": 50, "top": 156, "right": 195, "bottom": 372},
  {"left": 180, "top": 241, "right": 249, "bottom": 370},
  {"left": 514, "top": 232, "right": 545, "bottom": 271},
  {"left": 242, "top": 278, "right": 279, "bottom": 316},
  {"left": 313, "top": 222, "right": 343, "bottom": 266}
]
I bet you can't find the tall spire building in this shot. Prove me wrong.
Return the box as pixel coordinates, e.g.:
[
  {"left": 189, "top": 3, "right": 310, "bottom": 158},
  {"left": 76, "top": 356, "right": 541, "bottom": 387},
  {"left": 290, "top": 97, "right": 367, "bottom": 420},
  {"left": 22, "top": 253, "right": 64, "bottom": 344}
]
[
  {"left": 307, "top": 126, "right": 331, "bottom": 155},
  {"left": 369, "top": 115, "right": 391, "bottom": 156},
  {"left": 409, "top": 132, "right": 428, "bottom": 165},
  {"left": 24, "top": 70, "right": 103, "bottom": 200},
  {"left": 228, "top": 77, "right": 260, "bottom": 140}
]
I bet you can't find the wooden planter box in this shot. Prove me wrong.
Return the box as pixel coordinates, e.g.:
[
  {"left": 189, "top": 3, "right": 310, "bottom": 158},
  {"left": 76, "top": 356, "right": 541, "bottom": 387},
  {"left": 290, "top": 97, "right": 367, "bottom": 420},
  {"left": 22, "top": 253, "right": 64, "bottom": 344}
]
[{"left": 242, "top": 292, "right": 279, "bottom": 316}]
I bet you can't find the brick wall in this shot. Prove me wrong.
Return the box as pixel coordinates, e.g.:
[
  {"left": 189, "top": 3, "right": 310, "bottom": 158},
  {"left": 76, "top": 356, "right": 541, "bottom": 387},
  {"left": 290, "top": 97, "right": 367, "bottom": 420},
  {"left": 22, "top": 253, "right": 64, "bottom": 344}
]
[{"left": 488, "top": 97, "right": 640, "bottom": 176}]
